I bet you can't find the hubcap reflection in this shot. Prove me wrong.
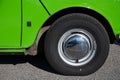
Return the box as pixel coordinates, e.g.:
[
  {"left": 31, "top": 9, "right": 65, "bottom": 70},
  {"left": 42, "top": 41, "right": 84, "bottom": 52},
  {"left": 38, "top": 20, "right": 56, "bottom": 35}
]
[{"left": 58, "top": 29, "right": 97, "bottom": 66}]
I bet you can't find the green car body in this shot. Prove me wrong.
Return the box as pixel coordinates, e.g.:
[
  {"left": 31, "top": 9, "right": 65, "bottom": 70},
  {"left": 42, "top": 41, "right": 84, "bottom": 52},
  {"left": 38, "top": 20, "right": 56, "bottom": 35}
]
[{"left": 0, "top": 0, "right": 120, "bottom": 53}]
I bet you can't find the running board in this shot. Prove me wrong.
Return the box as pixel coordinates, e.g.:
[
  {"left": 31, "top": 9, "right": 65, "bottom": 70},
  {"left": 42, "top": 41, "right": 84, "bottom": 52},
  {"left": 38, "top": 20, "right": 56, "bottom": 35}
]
[{"left": 0, "top": 49, "right": 25, "bottom": 55}]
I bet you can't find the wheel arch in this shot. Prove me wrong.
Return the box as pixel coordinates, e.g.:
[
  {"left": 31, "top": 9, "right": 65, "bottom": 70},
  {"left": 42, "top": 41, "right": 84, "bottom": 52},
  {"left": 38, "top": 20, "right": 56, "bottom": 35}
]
[
  {"left": 42, "top": 7, "right": 115, "bottom": 43},
  {"left": 26, "top": 7, "right": 115, "bottom": 55}
]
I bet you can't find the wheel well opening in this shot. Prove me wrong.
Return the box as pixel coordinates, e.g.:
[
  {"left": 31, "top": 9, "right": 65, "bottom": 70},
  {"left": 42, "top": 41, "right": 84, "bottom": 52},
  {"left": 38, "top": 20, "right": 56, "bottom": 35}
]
[{"left": 42, "top": 7, "right": 115, "bottom": 43}]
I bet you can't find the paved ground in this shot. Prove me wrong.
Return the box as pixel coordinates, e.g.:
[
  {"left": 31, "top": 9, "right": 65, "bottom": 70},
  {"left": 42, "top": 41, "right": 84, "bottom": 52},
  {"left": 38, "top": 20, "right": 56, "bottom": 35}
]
[{"left": 0, "top": 44, "right": 119, "bottom": 80}]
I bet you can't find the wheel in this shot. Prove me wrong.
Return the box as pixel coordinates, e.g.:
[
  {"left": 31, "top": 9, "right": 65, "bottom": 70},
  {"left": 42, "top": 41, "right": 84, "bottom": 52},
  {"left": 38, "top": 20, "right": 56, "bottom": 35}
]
[{"left": 44, "top": 13, "right": 110, "bottom": 75}]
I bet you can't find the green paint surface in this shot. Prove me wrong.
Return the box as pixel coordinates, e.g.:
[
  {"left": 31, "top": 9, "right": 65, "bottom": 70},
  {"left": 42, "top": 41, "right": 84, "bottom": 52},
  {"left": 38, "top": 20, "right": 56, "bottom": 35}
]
[
  {"left": 0, "top": 0, "right": 21, "bottom": 48},
  {"left": 41, "top": 0, "right": 120, "bottom": 35},
  {"left": 0, "top": 0, "right": 120, "bottom": 52}
]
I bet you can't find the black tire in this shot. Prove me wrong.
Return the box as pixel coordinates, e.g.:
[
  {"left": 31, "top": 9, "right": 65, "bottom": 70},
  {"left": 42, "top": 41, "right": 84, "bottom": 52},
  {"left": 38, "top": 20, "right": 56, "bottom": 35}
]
[{"left": 44, "top": 13, "right": 110, "bottom": 75}]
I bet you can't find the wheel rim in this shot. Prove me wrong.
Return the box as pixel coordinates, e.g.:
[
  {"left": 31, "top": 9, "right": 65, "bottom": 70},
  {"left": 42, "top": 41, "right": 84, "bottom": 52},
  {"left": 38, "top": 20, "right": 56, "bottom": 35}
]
[{"left": 58, "top": 29, "right": 97, "bottom": 66}]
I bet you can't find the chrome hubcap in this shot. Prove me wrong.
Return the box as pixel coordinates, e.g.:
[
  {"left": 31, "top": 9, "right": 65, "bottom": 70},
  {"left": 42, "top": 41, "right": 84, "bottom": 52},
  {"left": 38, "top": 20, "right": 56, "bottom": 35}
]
[
  {"left": 63, "top": 34, "right": 90, "bottom": 61},
  {"left": 58, "top": 29, "right": 97, "bottom": 66}
]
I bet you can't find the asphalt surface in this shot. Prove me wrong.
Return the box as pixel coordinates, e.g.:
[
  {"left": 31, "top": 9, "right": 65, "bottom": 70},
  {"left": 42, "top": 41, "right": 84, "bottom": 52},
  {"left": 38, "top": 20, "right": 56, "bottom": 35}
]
[{"left": 0, "top": 44, "right": 119, "bottom": 80}]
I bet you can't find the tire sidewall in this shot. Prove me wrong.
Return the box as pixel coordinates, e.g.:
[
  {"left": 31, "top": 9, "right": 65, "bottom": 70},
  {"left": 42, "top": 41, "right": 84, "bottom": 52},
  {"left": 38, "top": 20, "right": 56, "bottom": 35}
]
[{"left": 45, "top": 13, "right": 109, "bottom": 75}]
